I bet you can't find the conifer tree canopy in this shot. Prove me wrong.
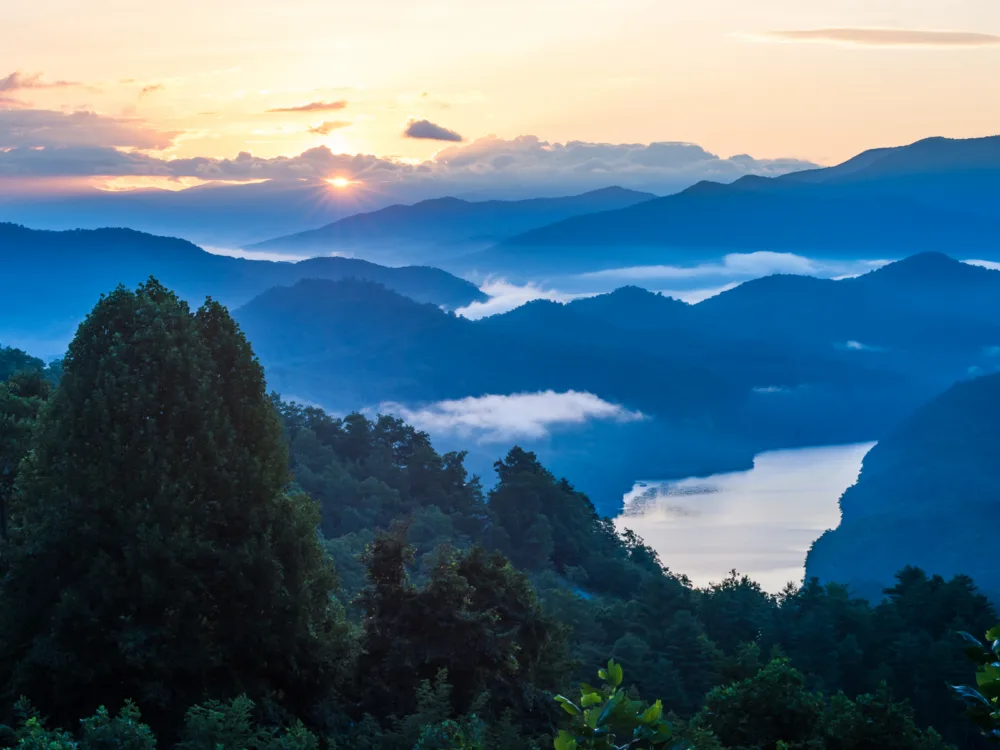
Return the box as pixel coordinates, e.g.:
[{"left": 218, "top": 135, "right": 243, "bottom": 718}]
[{"left": 0, "top": 279, "right": 345, "bottom": 730}]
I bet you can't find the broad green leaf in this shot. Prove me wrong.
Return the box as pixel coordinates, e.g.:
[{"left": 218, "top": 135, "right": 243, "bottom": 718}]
[
  {"left": 986, "top": 625, "right": 1000, "bottom": 642},
  {"left": 581, "top": 692, "right": 602, "bottom": 708},
  {"left": 579, "top": 682, "right": 600, "bottom": 696},
  {"left": 555, "top": 695, "right": 582, "bottom": 716},
  {"left": 554, "top": 730, "right": 578, "bottom": 750},
  {"left": 977, "top": 664, "right": 1000, "bottom": 688},
  {"left": 641, "top": 700, "right": 663, "bottom": 724}
]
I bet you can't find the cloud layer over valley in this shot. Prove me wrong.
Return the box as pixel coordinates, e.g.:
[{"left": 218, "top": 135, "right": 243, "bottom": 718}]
[{"left": 379, "top": 391, "right": 644, "bottom": 442}]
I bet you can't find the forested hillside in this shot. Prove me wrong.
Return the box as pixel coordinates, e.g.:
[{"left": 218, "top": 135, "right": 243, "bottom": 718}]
[
  {"left": 807, "top": 371, "right": 1000, "bottom": 600},
  {"left": 0, "top": 283, "right": 993, "bottom": 749}
]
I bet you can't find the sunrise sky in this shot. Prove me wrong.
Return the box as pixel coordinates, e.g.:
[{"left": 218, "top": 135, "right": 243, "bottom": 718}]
[{"left": 3, "top": 0, "right": 1000, "bottom": 192}]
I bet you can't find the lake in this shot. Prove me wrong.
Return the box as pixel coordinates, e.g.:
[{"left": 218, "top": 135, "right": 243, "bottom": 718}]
[{"left": 614, "top": 442, "right": 875, "bottom": 593}]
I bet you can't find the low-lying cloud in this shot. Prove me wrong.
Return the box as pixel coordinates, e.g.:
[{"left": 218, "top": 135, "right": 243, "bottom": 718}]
[
  {"left": 580, "top": 252, "right": 888, "bottom": 282},
  {"left": 455, "top": 278, "right": 589, "bottom": 320},
  {"left": 839, "top": 340, "right": 888, "bottom": 352},
  {"left": 752, "top": 28, "right": 1000, "bottom": 48},
  {"left": 380, "top": 391, "right": 644, "bottom": 442}
]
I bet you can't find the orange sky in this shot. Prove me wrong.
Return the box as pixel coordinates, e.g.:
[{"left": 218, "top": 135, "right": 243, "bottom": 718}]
[{"left": 3, "top": 0, "right": 1000, "bottom": 181}]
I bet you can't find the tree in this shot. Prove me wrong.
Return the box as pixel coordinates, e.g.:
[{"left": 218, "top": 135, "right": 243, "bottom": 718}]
[
  {"left": 694, "top": 659, "right": 823, "bottom": 750},
  {"left": 487, "top": 448, "right": 599, "bottom": 573},
  {"left": 355, "top": 527, "right": 567, "bottom": 729},
  {"left": 0, "top": 280, "right": 346, "bottom": 731}
]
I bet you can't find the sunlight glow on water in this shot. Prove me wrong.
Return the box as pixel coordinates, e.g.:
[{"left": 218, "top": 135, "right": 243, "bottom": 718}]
[{"left": 615, "top": 442, "right": 875, "bottom": 593}]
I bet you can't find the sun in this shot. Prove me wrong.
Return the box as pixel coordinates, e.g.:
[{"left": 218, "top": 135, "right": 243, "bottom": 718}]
[{"left": 327, "top": 177, "right": 351, "bottom": 188}]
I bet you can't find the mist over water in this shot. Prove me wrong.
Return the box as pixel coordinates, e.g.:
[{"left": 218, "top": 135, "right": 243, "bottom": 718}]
[{"left": 615, "top": 442, "right": 875, "bottom": 593}]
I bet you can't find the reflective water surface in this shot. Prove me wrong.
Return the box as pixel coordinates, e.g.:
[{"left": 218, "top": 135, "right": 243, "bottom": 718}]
[{"left": 615, "top": 442, "right": 875, "bottom": 593}]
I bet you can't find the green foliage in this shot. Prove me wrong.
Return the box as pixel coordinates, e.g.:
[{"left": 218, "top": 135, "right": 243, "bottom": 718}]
[
  {"left": 0, "top": 280, "right": 346, "bottom": 732},
  {"left": 695, "top": 659, "right": 823, "bottom": 750},
  {"left": 355, "top": 527, "right": 568, "bottom": 731},
  {"left": 0, "top": 347, "right": 44, "bottom": 384},
  {"left": 277, "top": 402, "right": 486, "bottom": 541},
  {"left": 697, "top": 659, "right": 954, "bottom": 750},
  {"left": 952, "top": 624, "right": 1000, "bottom": 742},
  {"left": 412, "top": 716, "right": 487, "bottom": 750},
  {"left": 79, "top": 702, "right": 157, "bottom": 750},
  {"left": 0, "top": 369, "right": 52, "bottom": 540},
  {"left": 552, "top": 659, "right": 679, "bottom": 750},
  {"left": 0, "top": 284, "right": 992, "bottom": 750}
]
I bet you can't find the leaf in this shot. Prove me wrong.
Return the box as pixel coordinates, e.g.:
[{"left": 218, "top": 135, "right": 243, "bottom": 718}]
[
  {"left": 579, "top": 682, "right": 600, "bottom": 697},
  {"left": 554, "top": 730, "right": 578, "bottom": 750},
  {"left": 977, "top": 663, "right": 1000, "bottom": 688},
  {"left": 581, "top": 692, "right": 602, "bottom": 708},
  {"left": 597, "top": 690, "right": 622, "bottom": 726},
  {"left": 598, "top": 668, "right": 608, "bottom": 681},
  {"left": 986, "top": 625, "right": 1000, "bottom": 642},
  {"left": 641, "top": 700, "right": 663, "bottom": 724},
  {"left": 555, "top": 695, "right": 582, "bottom": 716},
  {"left": 609, "top": 660, "right": 623, "bottom": 688},
  {"left": 951, "top": 684, "right": 992, "bottom": 707}
]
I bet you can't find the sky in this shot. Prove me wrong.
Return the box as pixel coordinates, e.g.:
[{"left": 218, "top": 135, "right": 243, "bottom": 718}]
[{"left": 2, "top": 0, "right": 1000, "bottom": 194}]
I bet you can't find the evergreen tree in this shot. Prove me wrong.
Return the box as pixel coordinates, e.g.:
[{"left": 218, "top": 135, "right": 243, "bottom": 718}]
[{"left": 0, "top": 280, "right": 346, "bottom": 730}]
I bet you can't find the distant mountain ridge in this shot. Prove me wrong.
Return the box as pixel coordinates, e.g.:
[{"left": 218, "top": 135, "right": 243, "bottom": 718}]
[
  {"left": 247, "top": 186, "right": 656, "bottom": 264},
  {"left": 468, "top": 135, "right": 1000, "bottom": 275},
  {"left": 0, "top": 179, "right": 388, "bottom": 248},
  {"left": 0, "top": 223, "right": 485, "bottom": 354}
]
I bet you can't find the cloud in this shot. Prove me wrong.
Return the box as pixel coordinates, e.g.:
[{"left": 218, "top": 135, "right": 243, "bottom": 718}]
[
  {"left": 455, "top": 278, "right": 590, "bottom": 320},
  {"left": 0, "top": 132, "right": 816, "bottom": 197},
  {"left": 200, "top": 245, "right": 313, "bottom": 262},
  {"left": 0, "top": 71, "right": 80, "bottom": 92},
  {"left": 0, "top": 144, "right": 403, "bottom": 180},
  {"left": 580, "top": 252, "right": 888, "bottom": 282},
  {"left": 267, "top": 100, "right": 348, "bottom": 113},
  {"left": 0, "top": 109, "right": 179, "bottom": 150},
  {"left": 424, "top": 135, "right": 816, "bottom": 196},
  {"left": 139, "top": 84, "right": 164, "bottom": 98},
  {"left": 308, "top": 120, "right": 352, "bottom": 135},
  {"left": 839, "top": 340, "right": 888, "bottom": 352},
  {"left": 964, "top": 259, "right": 1000, "bottom": 271},
  {"left": 404, "top": 119, "right": 463, "bottom": 142},
  {"left": 380, "top": 390, "right": 644, "bottom": 442},
  {"left": 752, "top": 28, "right": 1000, "bottom": 48}
]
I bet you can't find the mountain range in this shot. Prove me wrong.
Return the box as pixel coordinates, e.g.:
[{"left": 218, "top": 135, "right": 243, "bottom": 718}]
[
  {"left": 465, "top": 135, "right": 1000, "bottom": 275},
  {"left": 246, "top": 187, "right": 656, "bottom": 264},
  {"left": 230, "top": 252, "right": 1000, "bottom": 507},
  {"left": 0, "top": 223, "right": 484, "bottom": 356}
]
